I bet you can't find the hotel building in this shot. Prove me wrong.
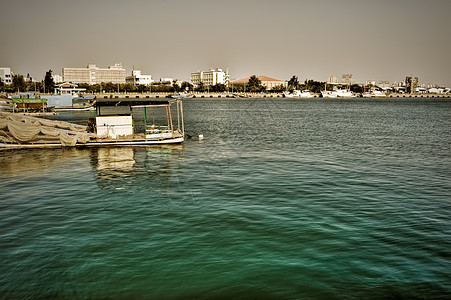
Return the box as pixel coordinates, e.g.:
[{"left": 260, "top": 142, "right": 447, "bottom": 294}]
[
  {"left": 191, "top": 68, "right": 229, "bottom": 87},
  {"left": 63, "top": 64, "right": 126, "bottom": 84},
  {"left": 0, "top": 67, "right": 12, "bottom": 85}
]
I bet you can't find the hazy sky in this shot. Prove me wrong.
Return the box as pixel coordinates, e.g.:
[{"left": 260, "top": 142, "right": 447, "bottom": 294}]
[{"left": 1, "top": 0, "right": 450, "bottom": 85}]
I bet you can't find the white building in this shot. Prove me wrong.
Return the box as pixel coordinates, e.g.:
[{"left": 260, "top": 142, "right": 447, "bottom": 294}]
[
  {"left": 341, "top": 74, "right": 354, "bottom": 85},
  {"left": 327, "top": 75, "right": 338, "bottom": 84},
  {"left": 126, "top": 69, "right": 154, "bottom": 85},
  {"left": 53, "top": 74, "right": 63, "bottom": 84},
  {"left": 191, "top": 68, "right": 229, "bottom": 87},
  {"left": 63, "top": 64, "right": 126, "bottom": 84},
  {"left": 0, "top": 67, "right": 12, "bottom": 85}
]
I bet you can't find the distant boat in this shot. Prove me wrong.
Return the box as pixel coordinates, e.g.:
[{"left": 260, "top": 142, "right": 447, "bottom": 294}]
[
  {"left": 321, "top": 89, "right": 355, "bottom": 98},
  {"left": 232, "top": 93, "right": 249, "bottom": 98},
  {"left": 362, "top": 90, "right": 387, "bottom": 97},
  {"left": 283, "top": 90, "right": 315, "bottom": 98},
  {"left": 171, "top": 92, "right": 194, "bottom": 99}
]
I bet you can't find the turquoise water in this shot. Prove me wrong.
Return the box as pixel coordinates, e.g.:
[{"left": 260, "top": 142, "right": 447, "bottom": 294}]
[{"left": 1, "top": 98, "right": 450, "bottom": 299}]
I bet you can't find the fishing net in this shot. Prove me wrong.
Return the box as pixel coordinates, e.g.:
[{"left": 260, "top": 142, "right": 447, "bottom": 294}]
[{"left": 0, "top": 112, "right": 96, "bottom": 146}]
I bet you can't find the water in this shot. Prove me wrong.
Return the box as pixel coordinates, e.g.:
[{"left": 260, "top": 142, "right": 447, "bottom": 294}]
[{"left": 1, "top": 98, "right": 450, "bottom": 299}]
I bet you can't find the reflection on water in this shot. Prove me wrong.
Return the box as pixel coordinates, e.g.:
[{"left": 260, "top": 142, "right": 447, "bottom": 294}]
[
  {"left": 0, "top": 146, "right": 186, "bottom": 196},
  {"left": 96, "top": 147, "right": 136, "bottom": 172},
  {"left": 90, "top": 146, "right": 185, "bottom": 192},
  {"left": 0, "top": 148, "right": 92, "bottom": 177}
]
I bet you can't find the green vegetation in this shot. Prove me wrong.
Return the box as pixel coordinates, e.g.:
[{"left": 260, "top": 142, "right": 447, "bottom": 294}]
[
  {"left": 270, "top": 84, "right": 286, "bottom": 92},
  {"left": 301, "top": 80, "right": 327, "bottom": 93},
  {"left": 1, "top": 71, "right": 371, "bottom": 96},
  {"left": 44, "top": 70, "right": 55, "bottom": 93},
  {"left": 247, "top": 75, "right": 265, "bottom": 92},
  {"left": 288, "top": 75, "right": 300, "bottom": 90},
  {"left": 12, "top": 74, "right": 26, "bottom": 92},
  {"left": 350, "top": 84, "right": 364, "bottom": 94},
  {"left": 181, "top": 81, "right": 193, "bottom": 92}
]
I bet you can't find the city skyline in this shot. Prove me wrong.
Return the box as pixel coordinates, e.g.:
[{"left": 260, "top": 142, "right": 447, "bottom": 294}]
[{"left": 1, "top": 0, "right": 450, "bottom": 86}]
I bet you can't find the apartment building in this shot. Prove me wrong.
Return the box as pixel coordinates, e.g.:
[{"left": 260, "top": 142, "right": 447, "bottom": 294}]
[
  {"left": 0, "top": 67, "right": 12, "bottom": 84},
  {"left": 63, "top": 64, "right": 126, "bottom": 84}
]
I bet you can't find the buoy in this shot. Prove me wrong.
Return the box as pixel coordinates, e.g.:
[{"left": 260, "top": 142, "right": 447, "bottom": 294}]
[{"left": 198, "top": 134, "right": 204, "bottom": 140}]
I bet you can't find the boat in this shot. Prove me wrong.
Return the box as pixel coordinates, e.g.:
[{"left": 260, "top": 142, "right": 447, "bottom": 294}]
[
  {"left": 362, "top": 90, "right": 387, "bottom": 97},
  {"left": 321, "top": 89, "right": 355, "bottom": 98},
  {"left": 232, "top": 93, "right": 249, "bottom": 98},
  {"left": 283, "top": 90, "right": 315, "bottom": 98},
  {"left": 53, "top": 105, "right": 96, "bottom": 112},
  {"left": 170, "top": 92, "right": 194, "bottom": 99},
  {"left": 0, "top": 98, "right": 185, "bottom": 149}
]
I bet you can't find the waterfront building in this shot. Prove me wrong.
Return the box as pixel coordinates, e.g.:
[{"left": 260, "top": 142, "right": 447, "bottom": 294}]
[
  {"left": 160, "top": 78, "right": 174, "bottom": 84},
  {"left": 53, "top": 74, "right": 63, "bottom": 84},
  {"left": 63, "top": 64, "right": 126, "bottom": 84},
  {"left": 126, "top": 69, "right": 154, "bottom": 86},
  {"left": 378, "top": 80, "right": 390, "bottom": 89},
  {"left": 327, "top": 75, "right": 338, "bottom": 84},
  {"left": 341, "top": 74, "right": 354, "bottom": 85},
  {"left": 405, "top": 76, "right": 419, "bottom": 94},
  {"left": 0, "top": 67, "right": 12, "bottom": 85},
  {"left": 191, "top": 68, "right": 229, "bottom": 87},
  {"left": 157, "top": 78, "right": 183, "bottom": 87},
  {"left": 232, "top": 76, "right": 288, "bottom": 90}
]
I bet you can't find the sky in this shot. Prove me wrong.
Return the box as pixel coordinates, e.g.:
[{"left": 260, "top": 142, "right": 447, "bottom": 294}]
[{"left": 1, "top": 0, "right": 450, "bottom": 86}]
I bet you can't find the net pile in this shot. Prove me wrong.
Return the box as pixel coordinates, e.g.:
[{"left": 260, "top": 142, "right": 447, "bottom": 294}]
[{"left": 0, "top": 112, "right": 97, "bottom": 146}]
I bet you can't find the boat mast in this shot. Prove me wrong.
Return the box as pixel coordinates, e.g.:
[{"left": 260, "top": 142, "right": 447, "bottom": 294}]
[
  {"left": 143, "top": 107, "right": 147, "bottom": 135},
  {"left": 180, "top": 100, "right": 184, "bottom": 136}
]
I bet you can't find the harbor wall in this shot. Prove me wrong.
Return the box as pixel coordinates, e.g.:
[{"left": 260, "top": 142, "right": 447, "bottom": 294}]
[
  {"left": 2, "top": 92, "right": 451, "bottom": 100},
  {"left": 93, "top": 92, "right": 451, "bottom": 99}
]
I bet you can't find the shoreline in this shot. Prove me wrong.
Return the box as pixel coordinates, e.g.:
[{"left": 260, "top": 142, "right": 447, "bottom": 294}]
[
  {"left": 92, "top": 92, "right": 451, "bottom": 99},
  {"left": 2, "top": 93, "right": 450, "bottom": 103}
]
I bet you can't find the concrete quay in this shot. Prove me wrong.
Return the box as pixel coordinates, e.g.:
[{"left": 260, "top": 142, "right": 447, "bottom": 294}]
[{"left": 95, "top": 92, "right": 451, "bottom": 99}]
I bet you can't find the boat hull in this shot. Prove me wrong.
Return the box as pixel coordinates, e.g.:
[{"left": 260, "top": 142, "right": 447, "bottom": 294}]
[{"left": 0, "top": 137, "right": 184, "bottom": 149}]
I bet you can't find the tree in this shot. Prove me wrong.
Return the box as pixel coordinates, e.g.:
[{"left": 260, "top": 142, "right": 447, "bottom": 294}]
[
  {"left": 271, "top": 84, "right": 286, "bottom": 92},
  {"left": 247, "top": 75, "right": 264, "bottom": 92},
  {"left": 195, "top": 82, "right": 205, "bottom": 92},
  {"left": 181, "top": 81, "right": 193, "bottom": 92},
  {"left": 230, "top": 83, "right": 245, "bottom": 92},
  {"left": 288, "top": 75, "right": 300, "bottom": 90},
  {"left": 172, "top": 80, "right": 181, "bottom": 92},
  {"left": 350, "top": 84, "right": 363, "bottom": 94},
  {"left": 104, "top": 82, "right": 116, "bottom": 92},
  {"left": 12, "top": 74, "right": 26, "bottom": 92},
  {"left": 44, "top": 70, "right": 55, "bottom": 93},
  {"left": 302, "top": 79, "right": 326, "bottom": 93},
  {"left": 211, "top": 83, "right": 226, "bottom": 92},
  {"left": 137, "top": 84, "right": 148, "bottom": 93}
]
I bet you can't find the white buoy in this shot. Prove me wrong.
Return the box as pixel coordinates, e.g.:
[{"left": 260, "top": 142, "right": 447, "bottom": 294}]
[{"left": 198, "top": 134, "right": 204, "bottom": 140}]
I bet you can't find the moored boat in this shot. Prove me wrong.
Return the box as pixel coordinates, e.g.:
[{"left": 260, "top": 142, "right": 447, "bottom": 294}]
[
  {"left": 362, "top": 90, "right": 387, "bottom": 97},
  {"left": 283, "top": 90, "right": 315, "bottom": 98},
  {"left": 321, "top": 89, "right": 356, "bottom": 98},
  {"left": 170, "top": 92, "right": 194, "bottom": 99},
  {"left": 0, "top": 98, "right": 185, "bottom": 149}
]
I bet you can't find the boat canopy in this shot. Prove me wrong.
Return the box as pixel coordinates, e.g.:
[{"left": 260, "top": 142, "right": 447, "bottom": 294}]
[{"left": 96, "top": 99, "right": 173, "bottom": 116}]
